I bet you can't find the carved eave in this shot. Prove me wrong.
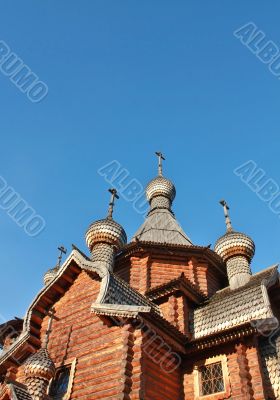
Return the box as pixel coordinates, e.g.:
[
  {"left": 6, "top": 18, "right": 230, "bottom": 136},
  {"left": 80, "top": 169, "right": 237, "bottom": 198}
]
[
  {"left": 92, "top": 304, "right": 151, "bottom": 317},
  {"left": 91, "top": 266, "right": 161, "bottom": 317},
  {"left": 186, "top": 323, "right": 258, "bottom": 354},
  {"left": 146, "top": 273, "right": 207, "bottom": 304},
  {"left": 115, "top": 241, "right": 227, "bottom": 279}
]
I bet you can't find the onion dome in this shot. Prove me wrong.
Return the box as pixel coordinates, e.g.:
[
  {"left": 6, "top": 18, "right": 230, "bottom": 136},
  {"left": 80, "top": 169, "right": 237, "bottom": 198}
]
[
  {"left": 43, "top": 266, "right": 58, "bottom": 286},
  {"left": 24, "top": 348, "right": 55, "bottom": 382},
  {"left": 85, "top": 217, "right": 127, "bottom": 252},
  {"left": 214, "top": 200, "right": 254, "bottom": 290},
  {"left": 85, "top": 188, "right": 127, "bottom": 257},
  {"left": 145, "top": 151, "right": 176, "bottom": 205},
  {"left": 214, "top": 200, "right": 255, "bottom": 263},
  {"left": 214, "top": 230, "right": 255, "bottom": 263},
  {"left": 146, "top": 176, "right": 176, "bottom": 203},
  {"left": 24, "top": 310, "right": 56, "bottom": 399}
]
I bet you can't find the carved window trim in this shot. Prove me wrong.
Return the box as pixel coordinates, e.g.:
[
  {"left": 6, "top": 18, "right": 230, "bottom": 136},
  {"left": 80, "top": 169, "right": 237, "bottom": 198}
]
[
  {"left": 48, "top": 357, "right": 76, "bottom": 400},
  {"left": 193, "top": 355, "right": 231, "bottom": 400}
]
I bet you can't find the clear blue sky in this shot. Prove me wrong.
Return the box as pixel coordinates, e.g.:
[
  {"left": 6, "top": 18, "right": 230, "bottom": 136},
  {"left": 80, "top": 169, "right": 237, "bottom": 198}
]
[{"left": 1, "top": 1, "right": 280, "bottom": 320}]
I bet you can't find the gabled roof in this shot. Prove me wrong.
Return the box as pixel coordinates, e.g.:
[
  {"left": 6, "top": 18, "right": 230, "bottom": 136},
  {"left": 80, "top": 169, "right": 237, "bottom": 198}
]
[
  {"left": 146, "top": 273, "right": 207, "bottom": 304},
  {"left": 132, "top": 208, "right": 192, "bottom": 245},
  {"left": 0, "top": 249, "right": 161, "bottom": 372},
  {"left": 191, "top": 265, "right": 279, "bottom": 340},
  {"left": 92, "top": 264, "right": 161, "bottom": 317}
]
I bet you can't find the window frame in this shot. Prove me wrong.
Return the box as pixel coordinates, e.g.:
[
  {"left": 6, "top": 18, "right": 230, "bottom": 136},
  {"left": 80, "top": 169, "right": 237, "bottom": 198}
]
[
  {"left": 48, "top": 357, "right": 76, "bottom": 400},
  {"left": 193, "top": 355, "right": 230, "bottom": 400}
]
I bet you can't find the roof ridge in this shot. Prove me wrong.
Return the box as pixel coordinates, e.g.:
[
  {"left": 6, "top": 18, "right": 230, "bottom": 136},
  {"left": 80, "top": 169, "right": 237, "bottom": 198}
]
[{"left": 252, "top": 264, "right": 279, "bottom": 276}]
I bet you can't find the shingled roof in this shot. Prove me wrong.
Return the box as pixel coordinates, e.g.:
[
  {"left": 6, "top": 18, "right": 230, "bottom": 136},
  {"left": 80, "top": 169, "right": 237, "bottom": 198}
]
[
  {"left": 92, "top": 269, "right": 161, "bottom": 317},
  {"left": 7, "top": 381, "right": 31, "bottom": 400},
  {"left": 191, "top": 265, "right": 279, "bottom": 340},
  {"left": 132, "top": 208, "right": 192, "bottom": 245}
]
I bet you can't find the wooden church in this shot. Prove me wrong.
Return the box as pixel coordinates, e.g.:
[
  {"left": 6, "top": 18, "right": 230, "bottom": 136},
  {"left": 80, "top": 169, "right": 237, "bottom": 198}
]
[{"left": 0, "top": 153, "right": 279, "bottom": 399}]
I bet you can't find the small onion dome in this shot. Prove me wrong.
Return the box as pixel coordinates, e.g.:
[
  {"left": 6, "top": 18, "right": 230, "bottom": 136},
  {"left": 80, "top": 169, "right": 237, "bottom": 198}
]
[
  {"left": 85, "top": 218, "right": 127, "bottom": 252},
  {"left": 24, "top": 348, "right": 55, "bottom": 381},
  {"left": 146, "top": 176, "right": 176, "bottom": 203},
  {"left": 214, "top": 231, "right": 255, "bottom": 263},
  {"left": 43, "top": 266, "right": 59, "bottom": 286}
]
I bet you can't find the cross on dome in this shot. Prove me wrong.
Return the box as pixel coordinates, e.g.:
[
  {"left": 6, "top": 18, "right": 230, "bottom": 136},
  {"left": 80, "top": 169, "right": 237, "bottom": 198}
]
[
  {"left": 107, "top": 188, "right": 119, "bottom": 219},
  {"left": 155, "top": 151, "right": 165, "bottom": 176},
  {"left": 219, "top": 200, "right": 233, "bottom": 232}
]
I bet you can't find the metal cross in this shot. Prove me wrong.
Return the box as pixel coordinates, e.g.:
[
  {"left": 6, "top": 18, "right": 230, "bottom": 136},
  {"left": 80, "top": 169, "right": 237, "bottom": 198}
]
[
  {"left": 155, "top": 151, "right": 165, "bottom": 176},
  {"left": 219, "top": 199, "right": 233, "bottom": 232},
  {"left": 42, "top": 308, "right": 55, "bottom": 349},
  {"left": 107, "top": 188, "right": 119, "bottom": 218},
  {"left": 57, "top": 246, "right": 67, "bottom": 268}
]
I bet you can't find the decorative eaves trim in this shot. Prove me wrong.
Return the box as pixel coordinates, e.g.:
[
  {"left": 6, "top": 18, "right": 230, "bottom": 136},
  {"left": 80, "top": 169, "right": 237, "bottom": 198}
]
[
  {"left": 92, "top": 303, "right": 151, "bottom": 317},
  {"left": 23, "top": 250, "right": 108, "bottom": 331},
  {"left": 187, "top": 323, "right": 257, "bottom": 353}
]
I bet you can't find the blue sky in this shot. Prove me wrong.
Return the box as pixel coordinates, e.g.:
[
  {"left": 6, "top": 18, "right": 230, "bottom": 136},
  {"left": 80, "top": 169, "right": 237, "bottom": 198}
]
[{"left": 1, "top": 1, "right": 280, "bottom": 320}]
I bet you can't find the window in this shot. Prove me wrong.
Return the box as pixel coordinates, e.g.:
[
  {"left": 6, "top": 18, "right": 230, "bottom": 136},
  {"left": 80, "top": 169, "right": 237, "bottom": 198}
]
[
  {"left": 193, "top": 355, "right": 230, "bottom": 400},
  {"left": 49, "top": 366, "right": 70, "bottom": 399},
  {"left": 199, "top": 362, "right": 224, "bottom": 395},
  {"left": 48, "top": 358, "right": 76, "bottom": 400}
]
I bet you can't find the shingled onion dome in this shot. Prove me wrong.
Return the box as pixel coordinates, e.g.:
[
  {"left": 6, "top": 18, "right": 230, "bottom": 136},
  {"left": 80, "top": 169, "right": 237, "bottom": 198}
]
[
  {"left": 43, "top": 266, "right": 59, "bottom": 286},
  {"left": 214, "top": 200, "right": 255, "bottom": 290},
  {"left": 24, "top": 309, "right": 56, "bottom": 399},
  {"left": 24, "top": 348, "right": 55, "bottom": 399},
  {"left": 146, "top": 152, "right": 176, "bottom": 212},
  {"left": 85, "top": 189, "right": 127, "bottom": 271}
]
